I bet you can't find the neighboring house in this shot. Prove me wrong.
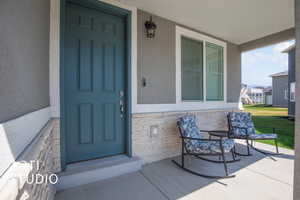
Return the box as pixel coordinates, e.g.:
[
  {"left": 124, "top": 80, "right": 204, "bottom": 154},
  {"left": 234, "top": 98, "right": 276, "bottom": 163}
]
[
  {"left": 240, "top": 84, "right": 265, "bottom": 105},
  {"left": 247, "top": 87, "right": 265, "bottom": 104},
  {"left": 264, "top": 87, "right": 273, "bottom": 105},
  {"left": 240, "top": 84, "right": 254, "bottom": 105},
  {"left": 0, "top": 0, "right": 296, "bottom": 199},
  {"left": 282, "top": 44, "right": 296, "bottom": 117},
  {"left": 270, "top": 71, "right": 289, "bottom": 107}
]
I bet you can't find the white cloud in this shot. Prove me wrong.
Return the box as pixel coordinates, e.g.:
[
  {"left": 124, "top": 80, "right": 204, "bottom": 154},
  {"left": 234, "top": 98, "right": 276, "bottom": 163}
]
[
  {"left": 242, "top": 40, "right": 294, "bottom": 69},
  {"left": 271, "top": 40, "right": 295, "bottom": 68},
  {"left": 242, "top": 40, "right": 295, "bottom": 86},
  {"left": 273, "top": 41, "right": 294, "bottom": 52}
]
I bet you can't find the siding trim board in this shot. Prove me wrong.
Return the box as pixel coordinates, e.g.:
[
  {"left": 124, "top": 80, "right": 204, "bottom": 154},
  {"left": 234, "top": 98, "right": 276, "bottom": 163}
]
[
  {"left": 134, "top": 102, "right": 238, "bottom": 114},
  {"left": 0, "top": 107, "right": 51, "bottom": 176}
]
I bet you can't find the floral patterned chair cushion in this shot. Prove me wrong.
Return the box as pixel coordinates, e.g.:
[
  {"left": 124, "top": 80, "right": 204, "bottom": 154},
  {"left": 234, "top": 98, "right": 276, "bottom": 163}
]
[
  {"left": 228, "top": 112, "right": 277, "bottom": 139},
  {"left": 228, "top": 112, "right": 256, "bottom": 138},
  {"left": 178, "top": 115, "right": 235, "bottom": 154},
  {"left": 185, "top": 139, "right": 235, "bottom": 154},
  {"left": 179, "top": 115, "right": 204, "bottom": 138}
]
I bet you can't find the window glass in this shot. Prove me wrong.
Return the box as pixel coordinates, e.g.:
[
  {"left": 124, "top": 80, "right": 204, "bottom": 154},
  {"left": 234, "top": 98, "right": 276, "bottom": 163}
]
[
  {"left": 206, "top": 42, "right": 224, "bottom": 101},
  {"left": 181, "top": 37, "right": 203, "bottom": 101}
]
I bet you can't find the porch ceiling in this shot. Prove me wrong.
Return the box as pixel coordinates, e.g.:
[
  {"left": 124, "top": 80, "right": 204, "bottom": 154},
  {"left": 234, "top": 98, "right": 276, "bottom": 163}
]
[{"left": 123, "top": 0, "right": 294, "bottom": 44}]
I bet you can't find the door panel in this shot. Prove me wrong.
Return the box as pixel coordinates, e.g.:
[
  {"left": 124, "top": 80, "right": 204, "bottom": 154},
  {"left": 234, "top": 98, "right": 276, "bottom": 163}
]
[
  {"left": 79, "top": 103, "right": 93, "bottom": 144},
  {"left": 65, "top": 3, "right": 126, "bottom": 163}
]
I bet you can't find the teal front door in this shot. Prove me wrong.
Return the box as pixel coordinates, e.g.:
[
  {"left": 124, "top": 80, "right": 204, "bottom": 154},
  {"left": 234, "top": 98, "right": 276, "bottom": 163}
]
[{"left": 64, "top": 2, "right": 126, "bottom": 163}]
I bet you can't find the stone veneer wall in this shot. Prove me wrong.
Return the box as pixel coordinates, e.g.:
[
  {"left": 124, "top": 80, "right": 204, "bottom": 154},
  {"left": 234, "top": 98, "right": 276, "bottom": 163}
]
[
  {"left": 132, "top": 109, "right": 238, "bottom": 163},
  {"left": 0, "top": 119, "right": 60, "bottom": 200}
]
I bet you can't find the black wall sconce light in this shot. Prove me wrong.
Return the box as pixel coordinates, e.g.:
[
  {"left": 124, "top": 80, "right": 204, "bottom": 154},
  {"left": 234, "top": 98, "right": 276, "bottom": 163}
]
[{"left": 145, "top": 16, "right": 157, "bottom": 38}]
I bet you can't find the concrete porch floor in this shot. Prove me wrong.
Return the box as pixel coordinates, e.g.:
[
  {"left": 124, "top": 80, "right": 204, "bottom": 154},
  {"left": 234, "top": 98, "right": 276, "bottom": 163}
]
[{"left": 55, "top": 141, "right": 294, "bottom": 200}]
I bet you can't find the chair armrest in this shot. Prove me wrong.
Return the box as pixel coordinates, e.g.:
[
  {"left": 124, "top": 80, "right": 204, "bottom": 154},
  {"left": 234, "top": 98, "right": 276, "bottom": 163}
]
[{"left": 199, "top": 130, "right": 211, "bottom": 133}]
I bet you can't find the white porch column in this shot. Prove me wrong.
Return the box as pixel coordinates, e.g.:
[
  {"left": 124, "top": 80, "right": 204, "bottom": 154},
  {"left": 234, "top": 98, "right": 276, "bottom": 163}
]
[{"left": 294, "top": 0, "right": 300, "bottom": 199}]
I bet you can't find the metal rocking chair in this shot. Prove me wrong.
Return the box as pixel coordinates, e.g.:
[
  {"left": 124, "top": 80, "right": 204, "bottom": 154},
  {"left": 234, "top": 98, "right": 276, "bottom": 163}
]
[
  {"left": 172, "top": 115, "right": 239, "bottom": 179},
  {"left": 227, "top": 112, "right": 280, "bottom": 157}
]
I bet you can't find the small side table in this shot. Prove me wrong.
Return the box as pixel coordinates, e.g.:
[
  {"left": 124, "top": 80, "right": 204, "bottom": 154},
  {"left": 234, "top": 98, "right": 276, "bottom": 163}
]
[{"left": 208, "top": 130, "right": 229, "bottom": 139}]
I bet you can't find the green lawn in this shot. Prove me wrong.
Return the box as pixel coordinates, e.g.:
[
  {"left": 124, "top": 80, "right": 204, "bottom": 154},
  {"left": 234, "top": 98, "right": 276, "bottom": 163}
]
[{"left": 244, "top": 104, "right": 295, "bottom": 149}]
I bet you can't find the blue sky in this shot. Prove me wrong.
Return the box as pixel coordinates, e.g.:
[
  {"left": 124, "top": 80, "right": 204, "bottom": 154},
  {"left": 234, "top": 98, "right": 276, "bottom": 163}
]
[{"left": 242, "top": 40, "right": 295, "bottom": 87}]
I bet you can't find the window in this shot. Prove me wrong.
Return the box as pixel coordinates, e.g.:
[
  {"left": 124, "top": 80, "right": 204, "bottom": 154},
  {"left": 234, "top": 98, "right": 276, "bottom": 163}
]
[
  {"left": 206, "top": 43, "right": 224, "bottom": 101},
  {"left": 175, "top": 25, "right": 227, "bottom": 110},
  {"left": 290, "top": 82, "right": 296, "bottom": 102},
  {"left": 181, "top": 37, "right": 204, "bottom": 101},
  {"left": 178, "top": 27, "right": 226, "bottom": 103}
]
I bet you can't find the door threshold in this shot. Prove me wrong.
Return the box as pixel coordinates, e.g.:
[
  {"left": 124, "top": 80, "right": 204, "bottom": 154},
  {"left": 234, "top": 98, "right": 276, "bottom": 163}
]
[
  {"left": 66, "top": 155, "right": 133, "bottom": 172},
  {"left": 56, "top": 155, "right": 143, "bottom": 191}
]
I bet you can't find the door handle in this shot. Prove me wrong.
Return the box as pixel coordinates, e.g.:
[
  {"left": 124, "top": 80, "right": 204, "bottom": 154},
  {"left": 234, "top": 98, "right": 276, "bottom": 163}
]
[
  {"left": 120, "top": 104, "right": 125, "bottom": 114},
  {"left": 120, "top": 90, "right": 124, "bottom": 97},
  {"left": 120, "top": 101, "right": 125, "bottom": 117}
]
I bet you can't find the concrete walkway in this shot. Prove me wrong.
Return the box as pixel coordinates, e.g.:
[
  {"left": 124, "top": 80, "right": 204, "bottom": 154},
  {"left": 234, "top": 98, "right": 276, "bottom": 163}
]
[{"left": 55, "top": 142, "right": 294, "bottom": 200}]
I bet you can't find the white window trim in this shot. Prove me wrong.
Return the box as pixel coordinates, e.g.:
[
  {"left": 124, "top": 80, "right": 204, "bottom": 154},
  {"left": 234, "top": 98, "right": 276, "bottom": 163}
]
[
  {"left": 176, "top": 26, "right": 227, "bottom": 104},
  {"left": 0, "top": 107, "right": 51, "bottom": 177},
  {"left": 290, "top": 82, "right": 296, "bottom": 102},
  {"left": 284, "top": 89, "right": 288, "bottom": 100}
]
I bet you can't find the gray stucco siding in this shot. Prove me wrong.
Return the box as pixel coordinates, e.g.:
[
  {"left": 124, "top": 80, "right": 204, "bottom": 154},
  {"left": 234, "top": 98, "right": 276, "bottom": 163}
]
[
  {"left": 137, "top": 10, "right": 176, "bottom": 104},
  {"left": 272, "top": 75, "right": 288, "bottom": 107},
  {"left": 227, "top": 43, "right": 242, "bottom": 102},
  {"left": 0, "top": 0, "right": 50, "bottom": 122},
  {"left": 137, "top": 10, "right": 241, "bottom": 104}
]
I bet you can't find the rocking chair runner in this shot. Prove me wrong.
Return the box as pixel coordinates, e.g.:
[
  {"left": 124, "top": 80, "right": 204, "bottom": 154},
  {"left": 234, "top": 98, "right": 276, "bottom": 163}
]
[
  {"left": 172, "top": 115, "right": 239, "bottom": 179},
  {"left": 227, "top": 112, "right": 279, "bottom": 157}
]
